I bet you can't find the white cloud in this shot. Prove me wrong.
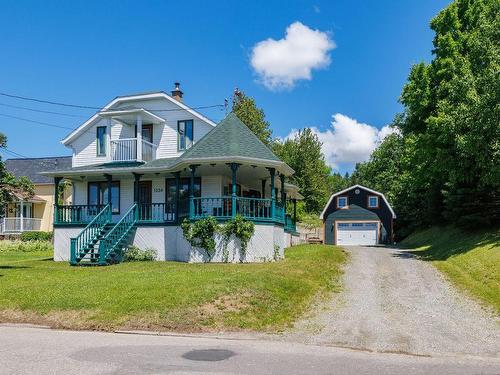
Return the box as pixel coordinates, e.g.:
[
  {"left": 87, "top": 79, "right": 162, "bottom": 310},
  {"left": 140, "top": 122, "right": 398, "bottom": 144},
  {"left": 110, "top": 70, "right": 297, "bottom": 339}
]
[
  {"left": 285, "top": 114, "right": 397, "bottom": 171},
  {"left": 250, "top": 22, "right": 335, "bottom": 90}
]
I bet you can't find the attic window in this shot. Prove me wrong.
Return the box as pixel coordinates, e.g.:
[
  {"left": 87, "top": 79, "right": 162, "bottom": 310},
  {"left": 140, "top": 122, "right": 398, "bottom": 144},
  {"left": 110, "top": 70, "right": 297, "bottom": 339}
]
[
  {"left": 96, "top": 126, "right": 107, "bottom": 156},
  {"left": 368, "top": 196, "right": 379, "bottom": 208},
  {"left": 178, "top": 120, "right": 193, "bottom": 151},
  {"left": 337, "top": 196, "right": 348, "bottom": 209}
]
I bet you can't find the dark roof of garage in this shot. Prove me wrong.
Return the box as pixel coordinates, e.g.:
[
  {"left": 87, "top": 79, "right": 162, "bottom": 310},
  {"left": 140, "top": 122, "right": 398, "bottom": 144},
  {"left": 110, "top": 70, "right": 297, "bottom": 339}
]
[{"left": 323, "top": 204, "right": 380, "bottom": 221}]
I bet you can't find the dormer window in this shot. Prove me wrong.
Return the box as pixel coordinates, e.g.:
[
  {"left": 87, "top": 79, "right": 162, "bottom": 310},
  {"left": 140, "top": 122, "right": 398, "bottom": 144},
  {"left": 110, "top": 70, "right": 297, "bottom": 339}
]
[
  {"left": 178, "top": 120, "right": 193, "bottom": 151},
  {"left": 368, "top": 195, "right": 379, "bottom": 208},
  {"left": 337, "top": 196, "right": 348, "bottom": 209}
]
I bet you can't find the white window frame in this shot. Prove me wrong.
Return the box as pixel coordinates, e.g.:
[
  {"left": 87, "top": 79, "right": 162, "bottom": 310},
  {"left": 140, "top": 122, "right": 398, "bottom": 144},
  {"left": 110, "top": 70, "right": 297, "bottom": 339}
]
[
  {"left": 368, "top": 195, "right": 379, "bottom": 208},
  {"left": 337, "top": 196, "right": 348, "bottom": 209}
]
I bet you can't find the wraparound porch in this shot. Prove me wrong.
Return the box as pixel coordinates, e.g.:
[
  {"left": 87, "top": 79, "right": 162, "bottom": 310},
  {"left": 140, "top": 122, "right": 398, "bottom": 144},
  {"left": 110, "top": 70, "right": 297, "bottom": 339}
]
[{"left": 52, "top": 163, "right": 299, "bottom": 232}]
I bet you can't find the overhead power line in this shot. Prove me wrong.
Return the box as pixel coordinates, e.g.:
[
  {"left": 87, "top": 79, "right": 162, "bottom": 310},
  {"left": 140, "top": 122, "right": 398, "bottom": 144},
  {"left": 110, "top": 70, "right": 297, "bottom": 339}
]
[
  {"left": 0, "top": 113, "right": 73, "bottom": 130},
  {"left": 0, "top": 91, "right": 224, "bottom": 112},
  {"left": 0, "top": 147, "right": 29, "bottom": 158},
  {"left": 0, "top": 102, "right": 87, "bottom": 118}
]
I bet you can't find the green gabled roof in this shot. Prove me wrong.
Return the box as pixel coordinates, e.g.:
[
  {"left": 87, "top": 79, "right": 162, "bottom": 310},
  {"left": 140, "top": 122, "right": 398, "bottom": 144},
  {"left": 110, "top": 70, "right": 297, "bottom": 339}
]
[{"left": 181, "top": 112, "right": 281, "bottom": 162}]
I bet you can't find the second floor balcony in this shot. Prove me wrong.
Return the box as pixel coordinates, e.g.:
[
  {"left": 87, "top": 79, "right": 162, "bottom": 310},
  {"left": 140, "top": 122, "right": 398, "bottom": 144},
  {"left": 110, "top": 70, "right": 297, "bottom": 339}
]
[{"left": 110, "top": 138, "right": 157, "bottom": 162}]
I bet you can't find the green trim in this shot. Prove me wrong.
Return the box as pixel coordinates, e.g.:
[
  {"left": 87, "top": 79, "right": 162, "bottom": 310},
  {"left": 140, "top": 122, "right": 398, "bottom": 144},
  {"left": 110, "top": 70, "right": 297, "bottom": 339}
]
[
  {"left": 96, "top": 126, "right": 107, "bottom": 157},
  {"left": 177, "top": 119, "right": 194, "bottom": 152}
]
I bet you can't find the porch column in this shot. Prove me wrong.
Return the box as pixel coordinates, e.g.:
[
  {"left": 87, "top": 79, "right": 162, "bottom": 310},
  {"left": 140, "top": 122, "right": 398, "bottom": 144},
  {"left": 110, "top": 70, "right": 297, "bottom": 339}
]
[
  {"left": 104, "top": 174, "right": 112, "bottom": 210},
  {"left": 174, "top": 171, "right": 180, "bottom": 224},
  {"left": 54, "top": 177, "right": 62, "bottom": 224},
  {"left": 189, "top": 165, "right": 197, "bottom": 219},
  {"left": 267, "top": 168, "right": 276, "bottom": 219},
  {"left": 19, "top": 198, "right": 24, "bottom": 232},
  {"left": 230, "top": 163, "right": 239, "bottom": 217},
  {"left": 136, "top": 114, "right": 143, "bottom": 162},
  {"left": 133, "top": 173, "right": 141, "bottom": 204},
  {"left": 292, "top": 198, "right": 297, "bottom": 224},
  {"left": 280, "top": 174, "right": 286, "bottom": 222},
  {"left": 261, "top": 179, "right": 266, "bottom": 198}
]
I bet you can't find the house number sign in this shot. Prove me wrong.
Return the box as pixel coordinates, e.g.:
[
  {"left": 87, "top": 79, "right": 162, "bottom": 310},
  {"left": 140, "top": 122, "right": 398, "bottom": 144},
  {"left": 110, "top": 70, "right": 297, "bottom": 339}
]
[{"left": 153, "top": 188, "right": 164, "bottom": 193}]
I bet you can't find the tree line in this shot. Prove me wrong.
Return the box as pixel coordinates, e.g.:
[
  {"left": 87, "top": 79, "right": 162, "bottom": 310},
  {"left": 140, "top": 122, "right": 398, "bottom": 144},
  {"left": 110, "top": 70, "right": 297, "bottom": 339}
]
[{"left": 234, "top": 0, "right": 499, "bottom": 237}]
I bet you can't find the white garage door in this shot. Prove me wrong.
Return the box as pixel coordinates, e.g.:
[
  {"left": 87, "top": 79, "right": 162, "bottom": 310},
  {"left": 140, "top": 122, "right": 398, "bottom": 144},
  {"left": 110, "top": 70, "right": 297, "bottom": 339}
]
[{"left": 336, "top": 222, "right": 378, "bottom": 246}]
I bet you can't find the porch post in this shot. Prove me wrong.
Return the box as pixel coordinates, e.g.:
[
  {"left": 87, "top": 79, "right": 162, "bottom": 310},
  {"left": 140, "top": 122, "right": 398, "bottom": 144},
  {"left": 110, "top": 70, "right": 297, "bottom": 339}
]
[
  {"left": 104, "top": 174, "right": 112, "bottom": 210},
  {"left": 174, "top": 171, "right": 180, "bottom": 223},
  {"left": 230, "top": 163, "right": 239, "bottom": 218},
  {"left": 136, "top": 114, "right": 143, "bottom": 162},
  {"left": 280, "top": 174, "right": 286, "bottom": 222},
  {"left": 267, "top": 168, "right": 276, "bottom": 219},
  {"left": 133, "top": 173, "right": 141, "bottom": 204},
  {"left": 19, "top": 198, "right": 24, "bottom": 232},
  {"left": 54, "top": 177, "right": 62, "bottom": 224},
  {"left": 189, "top": 165, "right": 197, "bottom": 219},
  {"left": 293, "top": 198, "right": 297, "bottom": 224}
]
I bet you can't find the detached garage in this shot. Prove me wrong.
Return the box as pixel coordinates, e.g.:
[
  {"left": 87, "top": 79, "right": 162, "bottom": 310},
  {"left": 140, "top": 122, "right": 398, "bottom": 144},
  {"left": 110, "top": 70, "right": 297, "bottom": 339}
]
[{"left": 320, "top": 185, "right": 396, "bottom": 246}]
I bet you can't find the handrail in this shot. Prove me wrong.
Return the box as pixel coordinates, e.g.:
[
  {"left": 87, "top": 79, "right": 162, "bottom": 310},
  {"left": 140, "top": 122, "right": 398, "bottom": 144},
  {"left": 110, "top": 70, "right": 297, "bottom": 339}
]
[
  {"left": 98, "top": 203, "right": 137, "bottom": 263},
  {"left": 55, "top": 204, "right": 104, "bottom": 224},
  {"left": 70, "top": 204, "right": 111, "bottom": 264}
]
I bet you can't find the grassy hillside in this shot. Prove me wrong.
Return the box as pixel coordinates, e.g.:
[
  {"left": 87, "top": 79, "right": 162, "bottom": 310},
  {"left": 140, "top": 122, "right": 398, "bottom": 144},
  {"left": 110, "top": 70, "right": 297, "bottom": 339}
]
[{"left": 401, "top": 226, "right": 499, "bottom": 315}]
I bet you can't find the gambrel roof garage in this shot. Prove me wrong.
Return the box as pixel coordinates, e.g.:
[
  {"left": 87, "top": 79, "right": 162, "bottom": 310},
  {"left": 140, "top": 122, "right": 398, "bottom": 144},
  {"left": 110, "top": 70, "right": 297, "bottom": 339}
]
[{"left": 320, "top": 185, "right": 396, "bottom": 246}]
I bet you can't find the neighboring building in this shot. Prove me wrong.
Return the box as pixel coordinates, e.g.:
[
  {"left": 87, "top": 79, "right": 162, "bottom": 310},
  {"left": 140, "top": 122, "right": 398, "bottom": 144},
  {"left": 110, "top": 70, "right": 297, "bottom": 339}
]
[
  {"left": 2, "top": 157, "right": 72, "bottom": 234},
  {"left": 320, "top": 185, "right": 396, "bottom": 246},
  {"left": 43, "top": 84, "right": 301, "bottom": 265}
]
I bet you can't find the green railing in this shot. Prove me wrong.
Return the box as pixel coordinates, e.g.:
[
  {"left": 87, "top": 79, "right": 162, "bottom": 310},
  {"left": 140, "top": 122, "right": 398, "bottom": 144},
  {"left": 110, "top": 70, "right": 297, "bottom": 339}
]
[
  {"left": 98, "top": 203, "right": 137, "bottom": 264},
  {"left": 137, "top": 202, "right": 176, "bottom": 223},
  {"left": 56, "top": 204, "right": 104, "bottom": 224},
  {"left": 191, "top": 196, "right": 288, "bottom": 223},
  {"left": 70, "top": 204, "right": 111, "bottom": 265}
]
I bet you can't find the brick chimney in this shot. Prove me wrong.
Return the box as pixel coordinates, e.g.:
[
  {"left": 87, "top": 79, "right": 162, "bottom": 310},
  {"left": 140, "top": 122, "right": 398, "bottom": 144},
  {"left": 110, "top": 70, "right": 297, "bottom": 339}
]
[{"left": 171, "top": 82, "right": 183, "bottom": 102}]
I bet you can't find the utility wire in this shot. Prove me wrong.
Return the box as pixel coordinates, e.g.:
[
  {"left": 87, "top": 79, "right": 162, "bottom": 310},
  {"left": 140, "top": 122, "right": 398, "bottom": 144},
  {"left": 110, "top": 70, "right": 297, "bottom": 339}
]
[
  {"left": 0, "top": 113, "right": 73, "bottom": 130},
  {"left": 0, "top": 91, "right": 224, "bottom": 112},
  {"left": 0, "top": 147, "right": 29, "bottom": 158},
  {"left": 0, "top": 102, "right": 88, "bottom": 118}
]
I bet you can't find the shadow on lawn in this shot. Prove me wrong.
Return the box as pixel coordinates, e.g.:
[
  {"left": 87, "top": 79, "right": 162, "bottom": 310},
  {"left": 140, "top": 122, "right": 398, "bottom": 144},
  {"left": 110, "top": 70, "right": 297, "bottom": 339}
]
[
  {"left": 405, "top": 229, "right": 499, "bottom": 262},
  {"left": 0, "top": 265, "right": 30, "bottom": 269}
]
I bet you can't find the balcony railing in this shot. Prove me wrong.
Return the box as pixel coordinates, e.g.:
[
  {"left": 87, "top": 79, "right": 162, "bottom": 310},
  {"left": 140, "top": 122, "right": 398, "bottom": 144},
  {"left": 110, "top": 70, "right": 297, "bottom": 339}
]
[
  {"left": 55, "top": 197, "right": 296, "bottom": 227},
  {"left": 110, "top": 138, "right": 157, "bottom": 162},
  {"left": 0, "top": 218, "right": 42, "bottom": 233}
]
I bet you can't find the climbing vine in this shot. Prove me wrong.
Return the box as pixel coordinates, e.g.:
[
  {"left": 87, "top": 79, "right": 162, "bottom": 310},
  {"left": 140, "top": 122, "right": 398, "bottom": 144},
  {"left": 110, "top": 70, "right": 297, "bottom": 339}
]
[
  {"left": 221, "top": 215, "right": 255, "bottom": 260},
  {"left": 181, "top": 217, "right": 220, "bottom": 260},
  {"left": 181, "top": 215, "right": 255, "bottom": 262}
]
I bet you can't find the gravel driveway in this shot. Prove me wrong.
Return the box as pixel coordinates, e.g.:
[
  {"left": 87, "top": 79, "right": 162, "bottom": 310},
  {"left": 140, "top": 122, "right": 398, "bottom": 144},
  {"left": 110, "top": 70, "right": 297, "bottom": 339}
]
[{"left": 285, "top": 246, "right": 500, "bottom": 357}]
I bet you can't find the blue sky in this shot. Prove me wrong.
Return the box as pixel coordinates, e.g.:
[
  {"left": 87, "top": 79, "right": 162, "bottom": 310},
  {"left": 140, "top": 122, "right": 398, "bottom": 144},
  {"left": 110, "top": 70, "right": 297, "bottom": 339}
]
[{"left": 0, "top": 0, "right": 449, "bottom": 173}]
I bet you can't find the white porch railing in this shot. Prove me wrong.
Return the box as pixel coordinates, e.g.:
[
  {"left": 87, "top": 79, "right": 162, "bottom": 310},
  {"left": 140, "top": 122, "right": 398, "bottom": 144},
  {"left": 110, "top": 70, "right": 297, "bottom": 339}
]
[
  {"left": 0, "top": 218, "right": 42, "bottom": 233},
  {"left": 110, "top": 138, "right": 157, "bottom": 162}
]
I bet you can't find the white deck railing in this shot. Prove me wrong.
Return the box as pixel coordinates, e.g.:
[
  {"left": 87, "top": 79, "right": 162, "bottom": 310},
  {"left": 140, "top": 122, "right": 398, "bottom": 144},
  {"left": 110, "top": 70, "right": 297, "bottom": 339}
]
[
  {"left": 110, "top": 138, "right": 157, "bottom": 162},
  {"left": 0, "top": 218, "right": 42, "bottom": 233}
]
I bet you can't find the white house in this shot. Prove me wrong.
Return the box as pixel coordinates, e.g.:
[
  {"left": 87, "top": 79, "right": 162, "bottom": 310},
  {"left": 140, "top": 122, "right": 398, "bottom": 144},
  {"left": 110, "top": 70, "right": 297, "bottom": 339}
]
[{"left": 43, "top": 84, "right": 301, "bottom": 265}]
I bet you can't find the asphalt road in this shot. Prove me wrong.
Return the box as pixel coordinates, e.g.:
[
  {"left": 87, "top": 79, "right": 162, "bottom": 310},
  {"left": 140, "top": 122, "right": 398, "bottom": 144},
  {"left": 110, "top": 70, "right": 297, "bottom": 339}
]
[
  {"left": 0, "top": 325, "right": 499, "bottom": 374},
  {"left": 287, "top": 246, "right": 500, "bottom": 357}
]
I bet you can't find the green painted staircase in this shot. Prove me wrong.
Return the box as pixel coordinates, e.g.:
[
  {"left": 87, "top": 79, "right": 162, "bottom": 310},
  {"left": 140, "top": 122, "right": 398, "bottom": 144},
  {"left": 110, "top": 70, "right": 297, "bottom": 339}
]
[{"left": 70, "top": 203, "right": 138, "bottom": 266}]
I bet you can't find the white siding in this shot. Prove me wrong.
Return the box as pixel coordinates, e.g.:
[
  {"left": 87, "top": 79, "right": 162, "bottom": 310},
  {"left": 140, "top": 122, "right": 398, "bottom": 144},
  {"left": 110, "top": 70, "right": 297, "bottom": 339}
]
[
  {"left": 69, "top": 97, "right": 214, "bottom": 168},
  {"left": 201, "top": 176, "right": 222, "bottom": 197}
]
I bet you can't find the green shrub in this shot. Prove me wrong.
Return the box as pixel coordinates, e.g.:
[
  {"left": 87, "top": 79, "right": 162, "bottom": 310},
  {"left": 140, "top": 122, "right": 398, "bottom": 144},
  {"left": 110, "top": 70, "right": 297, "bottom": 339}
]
[
  {"left": 0, "top": 240, "right": 53, "bottom": 253},
  {"left": 20, "top": 231, "right": 53, "bottom": 242},
  {"left": 122, "top": 246, "right": 157, "bottom": 262}
]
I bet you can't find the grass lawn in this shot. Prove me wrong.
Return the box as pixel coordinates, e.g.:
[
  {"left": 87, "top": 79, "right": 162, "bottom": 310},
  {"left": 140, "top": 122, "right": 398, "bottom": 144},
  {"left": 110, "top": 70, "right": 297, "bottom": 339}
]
[
  {"left": 400, "top": 226, "right": 499, "bottom": 314},
  {"left": 0, "top": 242, "right": 346, "bottom": 332}
]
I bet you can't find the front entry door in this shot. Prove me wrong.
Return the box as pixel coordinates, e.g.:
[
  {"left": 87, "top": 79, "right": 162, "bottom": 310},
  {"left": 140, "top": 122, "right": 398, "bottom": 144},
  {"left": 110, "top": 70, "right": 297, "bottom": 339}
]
[{"left": 138, "top": 181, "right": 152, "bottom": 220}]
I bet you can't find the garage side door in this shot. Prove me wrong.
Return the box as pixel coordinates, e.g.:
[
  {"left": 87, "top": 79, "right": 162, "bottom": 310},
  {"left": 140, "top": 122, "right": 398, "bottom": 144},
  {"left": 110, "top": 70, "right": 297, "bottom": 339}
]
[{"left": 336, "top": 222, "right": 378, "bottom": 246}]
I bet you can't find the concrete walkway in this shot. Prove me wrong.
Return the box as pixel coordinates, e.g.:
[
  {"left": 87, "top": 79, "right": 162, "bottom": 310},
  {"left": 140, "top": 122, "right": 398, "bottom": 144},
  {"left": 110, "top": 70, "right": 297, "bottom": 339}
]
[
  {"left": 285, "top": 246, "right": 500, "bottom": 357},
  {"left": 0, "top": 325, "right": 499, "bottom": 374}
]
